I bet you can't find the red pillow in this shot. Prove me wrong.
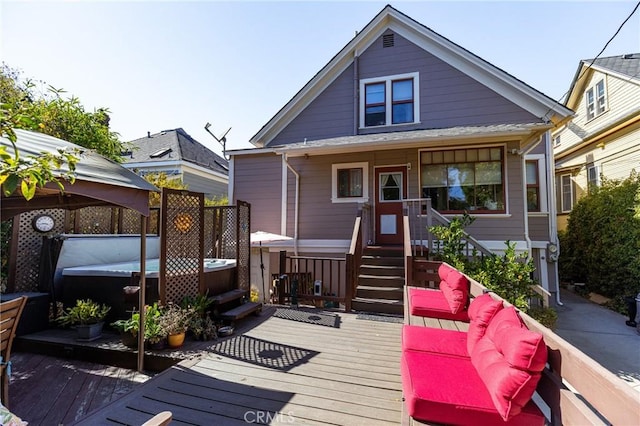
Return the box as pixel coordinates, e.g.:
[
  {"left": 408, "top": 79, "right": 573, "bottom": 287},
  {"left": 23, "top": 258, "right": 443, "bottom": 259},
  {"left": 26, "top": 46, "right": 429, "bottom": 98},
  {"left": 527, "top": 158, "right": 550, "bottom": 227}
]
[
  {"left": 466, "top": 293, "right": 503, "bottom": 354},
  {"left": 438, "top": 263, "right": 453, "bottom": 282},
  {"left": 471, "top": 306, "right": 548, "bottom": 421},
  {"left": 438, "top": 267, "right": 469, "bottom": 314}
]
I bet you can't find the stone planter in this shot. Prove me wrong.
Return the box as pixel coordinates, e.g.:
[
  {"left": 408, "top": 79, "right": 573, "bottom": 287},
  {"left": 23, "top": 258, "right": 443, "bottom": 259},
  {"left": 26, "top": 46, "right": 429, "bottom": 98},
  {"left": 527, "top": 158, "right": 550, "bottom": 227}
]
[{"left": 76, "top": 322, "right": 104, "bottom": 342}]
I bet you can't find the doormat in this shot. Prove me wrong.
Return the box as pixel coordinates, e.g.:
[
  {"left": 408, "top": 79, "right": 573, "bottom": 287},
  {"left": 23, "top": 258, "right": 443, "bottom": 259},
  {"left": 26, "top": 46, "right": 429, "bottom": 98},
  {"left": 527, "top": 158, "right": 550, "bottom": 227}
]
[
  {"left": 273, "top": 308, "right": 341, "bottom": 328},
  {"left": 356, "top": 313, "right": 404, "bottom": 324}
]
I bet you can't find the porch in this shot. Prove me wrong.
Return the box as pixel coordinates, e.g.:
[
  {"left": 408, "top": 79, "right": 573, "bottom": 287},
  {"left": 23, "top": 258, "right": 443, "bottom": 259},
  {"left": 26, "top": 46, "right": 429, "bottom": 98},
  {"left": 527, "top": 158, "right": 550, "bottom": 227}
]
[{"left": 9, "top": 305, "right": 404, "bottom": 425}]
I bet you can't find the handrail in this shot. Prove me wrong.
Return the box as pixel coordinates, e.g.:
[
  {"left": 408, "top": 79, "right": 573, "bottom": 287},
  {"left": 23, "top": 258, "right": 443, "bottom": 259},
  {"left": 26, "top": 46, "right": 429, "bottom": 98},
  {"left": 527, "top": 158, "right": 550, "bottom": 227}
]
[
  {"left": 403, "top": 199, "right": 494, "bottom": 259},
  {"left": 345, "top": 209, "right": 364, "bottom": 312},
  {"left": 403, "top": 215, "right": 413, "bottom": 290}
]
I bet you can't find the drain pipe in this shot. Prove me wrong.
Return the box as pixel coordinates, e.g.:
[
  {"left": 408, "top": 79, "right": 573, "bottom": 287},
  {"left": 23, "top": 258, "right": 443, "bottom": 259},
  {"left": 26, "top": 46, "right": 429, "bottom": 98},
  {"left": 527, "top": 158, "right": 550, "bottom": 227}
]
[
  {"left": 545, "top": 131, "right": 563, "bottom": 306},
  {"left": 282, "top": 153, "right": 300, "bottom": 257}
]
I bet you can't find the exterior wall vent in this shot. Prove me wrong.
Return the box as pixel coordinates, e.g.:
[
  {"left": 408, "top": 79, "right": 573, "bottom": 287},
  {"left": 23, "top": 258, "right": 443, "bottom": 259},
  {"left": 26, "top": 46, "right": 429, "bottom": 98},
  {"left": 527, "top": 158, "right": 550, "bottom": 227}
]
[{"left": 383, "top": 33, "right": 394, "bottom": 48}]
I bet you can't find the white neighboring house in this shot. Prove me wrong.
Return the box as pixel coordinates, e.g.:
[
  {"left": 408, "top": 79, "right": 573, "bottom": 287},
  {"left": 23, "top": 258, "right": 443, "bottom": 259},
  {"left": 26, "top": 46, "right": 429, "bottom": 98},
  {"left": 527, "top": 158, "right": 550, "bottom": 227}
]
[
  {"left": 122, "top": 128, "right": 229, "bottom": 199},
  {"left": 553, "top": 53, "right": 640, "bottom": 230}
]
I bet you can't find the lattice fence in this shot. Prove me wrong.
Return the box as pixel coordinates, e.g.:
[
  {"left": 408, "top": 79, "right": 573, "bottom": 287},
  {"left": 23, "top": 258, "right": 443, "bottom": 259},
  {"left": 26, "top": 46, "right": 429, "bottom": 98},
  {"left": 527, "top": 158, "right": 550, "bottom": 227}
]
[
  {"left": 236, "top": 201, "right": 250, "bottom": 290},
  {"left": 160, "top": 188, "right": 204, "bottom": 304},
  {"left": 8, "top": 209, "right": 66, "bottom": 292}
]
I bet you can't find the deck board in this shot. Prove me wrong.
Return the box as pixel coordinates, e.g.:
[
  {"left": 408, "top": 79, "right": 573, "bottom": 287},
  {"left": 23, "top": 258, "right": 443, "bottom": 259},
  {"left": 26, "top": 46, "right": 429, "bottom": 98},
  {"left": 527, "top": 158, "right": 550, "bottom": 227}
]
[{"left": 73, "top": 307, "right": 403, "bottom": 425}]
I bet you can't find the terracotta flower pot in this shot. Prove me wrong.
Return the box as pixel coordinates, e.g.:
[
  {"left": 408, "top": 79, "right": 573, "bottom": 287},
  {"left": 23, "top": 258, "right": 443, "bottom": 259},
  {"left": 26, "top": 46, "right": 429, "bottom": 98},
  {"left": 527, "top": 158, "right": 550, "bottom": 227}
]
[{"left": 167, "top": 332, "right": 186, "bottom": 348}]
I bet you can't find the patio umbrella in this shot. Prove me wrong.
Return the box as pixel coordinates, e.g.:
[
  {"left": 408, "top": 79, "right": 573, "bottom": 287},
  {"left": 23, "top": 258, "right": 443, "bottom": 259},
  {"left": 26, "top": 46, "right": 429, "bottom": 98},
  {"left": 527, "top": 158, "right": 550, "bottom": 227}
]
[{"left": 250, "top": 231, "right": 293, "bottom": 295}]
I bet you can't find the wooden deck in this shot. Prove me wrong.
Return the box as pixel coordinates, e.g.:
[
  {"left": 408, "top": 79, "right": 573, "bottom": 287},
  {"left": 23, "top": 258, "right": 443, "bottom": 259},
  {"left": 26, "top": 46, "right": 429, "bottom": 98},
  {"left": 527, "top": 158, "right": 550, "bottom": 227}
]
[{"left": 11, "top": 306, "right": 404, "bottom": 425}]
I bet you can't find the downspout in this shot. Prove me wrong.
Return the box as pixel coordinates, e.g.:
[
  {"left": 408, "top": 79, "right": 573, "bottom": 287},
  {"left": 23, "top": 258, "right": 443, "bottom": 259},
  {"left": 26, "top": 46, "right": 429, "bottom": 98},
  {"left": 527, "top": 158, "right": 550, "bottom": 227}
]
[
  {"left": 353, "top": 50, "right": 359, "bottom": 135},
  {"left": 282, "top": 153, "right": 300, "bottom": 256},
  {"left": 545, "top": 130, "right": 563, "bottom": 306}
]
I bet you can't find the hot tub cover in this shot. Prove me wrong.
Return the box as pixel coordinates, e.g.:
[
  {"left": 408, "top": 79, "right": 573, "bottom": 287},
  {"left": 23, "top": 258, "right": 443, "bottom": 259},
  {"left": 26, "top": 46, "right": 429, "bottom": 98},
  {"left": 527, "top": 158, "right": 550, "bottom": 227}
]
[{"left": 1, "top": 129, "right": 159, "bottom": 220}]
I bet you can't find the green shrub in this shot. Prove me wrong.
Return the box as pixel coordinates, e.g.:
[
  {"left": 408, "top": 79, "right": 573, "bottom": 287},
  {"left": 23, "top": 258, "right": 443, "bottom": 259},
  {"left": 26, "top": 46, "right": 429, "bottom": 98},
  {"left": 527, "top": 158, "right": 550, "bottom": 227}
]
[
  {"left": 559, "top": 172, "right": 640, "bottom": 299},
  {"left": 429, "top": 213, "right": 477, "bottom": 271},
  {"left": 528, "top": 306, "right": 558, "bottom": 330}
]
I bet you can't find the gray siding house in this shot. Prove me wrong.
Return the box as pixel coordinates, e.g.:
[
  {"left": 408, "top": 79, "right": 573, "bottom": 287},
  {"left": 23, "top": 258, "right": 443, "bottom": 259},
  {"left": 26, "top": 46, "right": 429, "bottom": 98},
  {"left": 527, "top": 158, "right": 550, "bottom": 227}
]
[
  {"left": 230, "top": 6, "right": 573, "bottom": 304},
  {"left": 123, "top": 128, "right": 228, "bottom": 199}
]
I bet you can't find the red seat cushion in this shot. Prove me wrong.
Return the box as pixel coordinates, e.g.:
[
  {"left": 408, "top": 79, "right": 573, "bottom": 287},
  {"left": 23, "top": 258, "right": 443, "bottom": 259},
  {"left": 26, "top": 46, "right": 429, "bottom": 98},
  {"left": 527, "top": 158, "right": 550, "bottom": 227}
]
[
  {"left": 402, "top": 350, "right": 545, "bottom": 426},
  {"left": 409, "top": 287, "right": 470, "bottom": 321},
  {"left": 402, "top": 325, "right": 468, "bottom": 358}
]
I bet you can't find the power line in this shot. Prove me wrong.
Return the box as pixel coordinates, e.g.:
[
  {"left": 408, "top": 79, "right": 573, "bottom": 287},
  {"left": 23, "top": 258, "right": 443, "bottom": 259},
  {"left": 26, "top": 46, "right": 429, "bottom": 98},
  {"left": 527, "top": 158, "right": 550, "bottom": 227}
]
[{"left": 554, "top": 0, "right": 640, "bottom": 106}]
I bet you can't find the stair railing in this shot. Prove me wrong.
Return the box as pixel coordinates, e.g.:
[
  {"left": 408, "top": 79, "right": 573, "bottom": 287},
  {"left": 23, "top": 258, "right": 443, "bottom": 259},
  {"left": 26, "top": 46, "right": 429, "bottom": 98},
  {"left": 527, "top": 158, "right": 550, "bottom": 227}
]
[
  {"left": 345, "top": 206, "right": 367, "bottom": 312},
  {"left": 403, "top": 198, "right": 494, "bottom": 259}
]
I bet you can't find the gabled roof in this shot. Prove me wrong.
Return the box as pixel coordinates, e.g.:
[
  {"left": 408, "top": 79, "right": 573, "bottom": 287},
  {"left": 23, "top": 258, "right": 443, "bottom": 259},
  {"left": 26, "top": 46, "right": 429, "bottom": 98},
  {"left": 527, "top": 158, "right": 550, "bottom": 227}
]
[
  {"left": 250, "top": 4, "right": 573, "bottom": 148},
  {"left": 565, "top": 53, "right": 640, "bottom": 107},
  {"left": 124, "top": 128, "right": 228, "bottom": 175}
]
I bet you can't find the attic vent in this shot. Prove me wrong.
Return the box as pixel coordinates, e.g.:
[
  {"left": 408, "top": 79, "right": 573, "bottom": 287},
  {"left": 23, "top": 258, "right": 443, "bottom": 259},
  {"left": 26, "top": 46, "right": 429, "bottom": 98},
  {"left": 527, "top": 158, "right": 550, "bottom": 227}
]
[
  {"left": 383, "top": 33, "right": 395, "bottom": 48},
  {"left": 150, "top": 148, "right": 172, "bottom": 158}
]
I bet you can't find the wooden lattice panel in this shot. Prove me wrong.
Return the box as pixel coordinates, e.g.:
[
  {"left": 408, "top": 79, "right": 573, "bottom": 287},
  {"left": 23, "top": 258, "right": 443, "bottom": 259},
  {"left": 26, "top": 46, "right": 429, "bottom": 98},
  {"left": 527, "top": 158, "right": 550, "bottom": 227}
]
[
  {"left": 161, "top": 189, "right": 204, "bottom": 304},
  {"left": 12, "top": 209, "right": 66, "bottom": 292},
  {"left": 236, "top": 201, "right": 251, "bottom": 290},
  {"left": 203, "top": 208, "right": 216, "bottom": 258},
  {"left": 219, "top": 207, "right": 237, "bottom": 259},
  {"left": 75, "top": 207, "right": 115, "bottom": 234},
  {"left": 119, "top": 208, "right": 160, "bottom": 235}
]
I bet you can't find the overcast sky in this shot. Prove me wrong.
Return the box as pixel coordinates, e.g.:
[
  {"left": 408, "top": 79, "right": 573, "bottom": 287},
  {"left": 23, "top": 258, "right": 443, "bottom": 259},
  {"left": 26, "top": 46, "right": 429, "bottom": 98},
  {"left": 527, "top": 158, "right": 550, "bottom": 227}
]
[{"left": 2, "top": 1, "right": 639, "bottom": 155}]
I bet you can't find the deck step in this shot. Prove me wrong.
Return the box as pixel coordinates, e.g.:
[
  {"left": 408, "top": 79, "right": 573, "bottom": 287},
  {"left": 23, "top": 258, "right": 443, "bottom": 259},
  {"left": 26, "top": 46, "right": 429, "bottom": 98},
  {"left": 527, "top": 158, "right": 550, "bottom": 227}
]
[
  {"left": 351, "top": 297, "right": 404, "bottom": 315},
  {"left": 211, "top": 289, "right": 248, "bottom": 305},
  {"left": 360, "top": 264, "right": 404, "bottom": 276},
  {"left": 356, "top": 285, "right": 403, "bottom": 300},
  {"left": 361, "top": 255, "right": 404, "bottom": 267},
  {"left": 358, "top": 274, "right": 404, "bottom": 287},
  {"left": 220, "top": 302, "right": 262, "bottom": 321}
]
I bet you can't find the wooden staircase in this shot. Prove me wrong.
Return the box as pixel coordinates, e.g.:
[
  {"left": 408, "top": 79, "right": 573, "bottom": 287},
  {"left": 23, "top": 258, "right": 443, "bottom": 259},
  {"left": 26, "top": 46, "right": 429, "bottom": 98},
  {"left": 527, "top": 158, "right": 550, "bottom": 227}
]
[{"left": 351, "top": 246, "right": 404, "bottom": 315}]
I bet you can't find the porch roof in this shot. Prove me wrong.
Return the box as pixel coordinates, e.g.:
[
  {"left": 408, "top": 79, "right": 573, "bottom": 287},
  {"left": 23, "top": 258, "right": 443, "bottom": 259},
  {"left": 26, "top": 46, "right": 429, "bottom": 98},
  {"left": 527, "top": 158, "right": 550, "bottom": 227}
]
[{"left": 267, "top": 122, "right": 551, "bottom": 157}]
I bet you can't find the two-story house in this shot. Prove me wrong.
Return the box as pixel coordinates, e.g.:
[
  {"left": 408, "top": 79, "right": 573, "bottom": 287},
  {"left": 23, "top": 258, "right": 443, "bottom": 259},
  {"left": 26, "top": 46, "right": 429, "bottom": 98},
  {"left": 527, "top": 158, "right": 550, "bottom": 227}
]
[
  {"left": 123, "top": 128, "right": 229, "bottom": 200},
  {"left": 553, "top": 53, "right": 640, "bottom": 230},
  {"left": 229, "top": 6, "right": 573, "bottom": 308}
]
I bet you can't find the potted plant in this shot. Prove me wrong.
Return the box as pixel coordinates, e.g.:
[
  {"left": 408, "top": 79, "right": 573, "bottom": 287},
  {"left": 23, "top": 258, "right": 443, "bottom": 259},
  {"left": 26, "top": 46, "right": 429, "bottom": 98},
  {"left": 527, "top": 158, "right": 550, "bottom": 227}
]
[
  {"left": 160, "top": 303, "right": 192, "bottom": 348},
  {"left": 58, "top": 299, "right": 110, "bottom": 341},
  {"left": 144, "top": 303, "right": 167, "bottom": 350},
  {"left": 111, "top": 311, "right": 140, "bottom": 348},
  {"left": 181, "top": 293, "right": 216, "bottom": 341}
]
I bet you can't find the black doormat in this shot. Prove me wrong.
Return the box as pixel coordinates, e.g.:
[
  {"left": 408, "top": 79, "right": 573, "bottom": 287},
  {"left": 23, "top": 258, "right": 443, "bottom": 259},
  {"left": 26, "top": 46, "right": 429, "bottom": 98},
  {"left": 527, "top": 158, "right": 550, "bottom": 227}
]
[
  {"left": 273, "top": 307, "right": 341, "bottom": 328},
  {"left": 356, "top": 313, "right": 404, "bottom": 323}
]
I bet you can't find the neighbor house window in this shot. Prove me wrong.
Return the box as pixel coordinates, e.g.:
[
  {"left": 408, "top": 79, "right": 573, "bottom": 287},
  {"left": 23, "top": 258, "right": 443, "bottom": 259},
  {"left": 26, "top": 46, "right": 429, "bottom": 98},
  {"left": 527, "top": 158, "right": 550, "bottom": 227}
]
[
  {"left": 420, "top": 147, "right": 504, "bottom": 213},
  {"left": 585, "top": 78, "right": 607, "bottom": 120},
  {"left": 360, "top": 72, "right": 419, "bottom": 128},
  {"left": 331, "top": 162, "right": 369, "bottom": 203},
  {"left": 526, "top": 160, "right": 540, "bottom": 212},
  {"left": 587, "top": 165, "right": 599, "bottom": 191},
  {"left": 560, "top": 174, "right": 574, "bottom": 212}
]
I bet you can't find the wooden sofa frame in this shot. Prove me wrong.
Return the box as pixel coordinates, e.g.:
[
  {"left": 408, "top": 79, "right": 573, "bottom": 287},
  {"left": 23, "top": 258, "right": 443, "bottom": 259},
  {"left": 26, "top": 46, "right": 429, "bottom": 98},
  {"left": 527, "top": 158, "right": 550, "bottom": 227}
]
[{"left": 404, "top": 260, "right": 640, "bottom": 425}]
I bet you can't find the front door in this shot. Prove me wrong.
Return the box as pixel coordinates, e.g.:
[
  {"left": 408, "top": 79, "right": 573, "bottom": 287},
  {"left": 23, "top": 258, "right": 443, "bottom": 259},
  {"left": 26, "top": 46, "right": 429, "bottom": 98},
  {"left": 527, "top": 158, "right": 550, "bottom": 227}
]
[{"left": 375, "top": 166, "right": 407, "bottom": 245}]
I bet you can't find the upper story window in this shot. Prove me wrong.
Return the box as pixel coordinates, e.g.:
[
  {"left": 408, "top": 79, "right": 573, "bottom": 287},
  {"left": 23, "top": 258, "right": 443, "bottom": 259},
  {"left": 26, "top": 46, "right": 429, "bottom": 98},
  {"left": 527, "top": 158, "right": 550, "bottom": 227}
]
[
  {"left": 585, "top": 78, "right": 607, "bottom": 120},
  {"left": 360, "top": 72, "right": 419, "bottom": 128},
  {"left": 420, "top": 147, "right": 505, "bottom": 213},
  {"left": 331, "top": 162, "right": 369, "bottom": 203}
]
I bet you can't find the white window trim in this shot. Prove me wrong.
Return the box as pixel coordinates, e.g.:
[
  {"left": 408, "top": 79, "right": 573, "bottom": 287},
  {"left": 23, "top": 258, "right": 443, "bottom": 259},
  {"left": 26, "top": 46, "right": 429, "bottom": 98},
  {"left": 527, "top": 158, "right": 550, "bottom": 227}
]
[
  {"left": 560, "top": 173, "right": 573, "bottom": 213},
  {"left": 525, "top": 154, "right": 548, "bottom": 213},
  {"left": 584, "top": 78, "right": 607, "bottom": 121},
  {"left": 359, "top": 72, "right": 420, "bottom": 129},
  {"left": 587, "top": 164, "right": 600, "bottom": 187},
  {"left": 331, "top": 162, "right": 369, "bottom": 203}
]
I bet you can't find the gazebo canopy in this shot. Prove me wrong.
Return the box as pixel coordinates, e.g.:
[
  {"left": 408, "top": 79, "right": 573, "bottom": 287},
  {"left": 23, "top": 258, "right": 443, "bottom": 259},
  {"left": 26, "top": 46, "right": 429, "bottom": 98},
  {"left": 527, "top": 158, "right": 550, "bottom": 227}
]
[{"left": 1, "top": 129, "right": 159, "bottom": 220}]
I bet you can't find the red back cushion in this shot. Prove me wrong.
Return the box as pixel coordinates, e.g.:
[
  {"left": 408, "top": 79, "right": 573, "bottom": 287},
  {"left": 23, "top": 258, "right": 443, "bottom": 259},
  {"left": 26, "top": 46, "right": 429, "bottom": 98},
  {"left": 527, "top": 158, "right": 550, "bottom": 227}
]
[
  {"left": 466, "top": 293, "right": 503, "bottom": 354},
  {"left": 438, "top": 265, "right": 470, "bottom": 314},
  {"left": 471, "top": 306, "right": 548, "bottom": 421}
]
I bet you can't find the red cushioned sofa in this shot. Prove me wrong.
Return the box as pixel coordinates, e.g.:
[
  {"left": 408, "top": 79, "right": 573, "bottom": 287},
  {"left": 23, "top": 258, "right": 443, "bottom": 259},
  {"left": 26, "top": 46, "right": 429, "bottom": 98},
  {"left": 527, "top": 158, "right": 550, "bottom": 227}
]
[
  {"left": 408, "top": 263, "right": 471, "bottom": 321},
  {"left": 402, "top": 293, "right": 548, "bottom": 425}
]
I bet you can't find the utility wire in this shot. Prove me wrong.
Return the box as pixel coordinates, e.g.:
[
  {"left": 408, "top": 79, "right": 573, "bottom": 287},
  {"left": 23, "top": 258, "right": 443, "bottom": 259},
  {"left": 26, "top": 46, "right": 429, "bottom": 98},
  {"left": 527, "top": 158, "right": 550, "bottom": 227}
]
[{"left": 554, "top": 0, "right": 640, "bottom": 106}]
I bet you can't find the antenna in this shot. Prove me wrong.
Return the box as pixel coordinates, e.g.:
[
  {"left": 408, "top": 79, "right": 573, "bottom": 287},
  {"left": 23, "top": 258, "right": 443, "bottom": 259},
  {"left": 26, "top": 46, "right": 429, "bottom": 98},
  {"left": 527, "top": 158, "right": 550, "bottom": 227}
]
[{"left": 204, "top": 123, "right": 231, "bottom": 159}]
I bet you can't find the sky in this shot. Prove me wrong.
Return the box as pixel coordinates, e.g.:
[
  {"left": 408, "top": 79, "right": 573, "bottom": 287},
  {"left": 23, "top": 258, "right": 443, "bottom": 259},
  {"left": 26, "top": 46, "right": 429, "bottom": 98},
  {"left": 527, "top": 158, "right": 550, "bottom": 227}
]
[{"left": 1, "top": 1, "right": 639, "bottom": 157}]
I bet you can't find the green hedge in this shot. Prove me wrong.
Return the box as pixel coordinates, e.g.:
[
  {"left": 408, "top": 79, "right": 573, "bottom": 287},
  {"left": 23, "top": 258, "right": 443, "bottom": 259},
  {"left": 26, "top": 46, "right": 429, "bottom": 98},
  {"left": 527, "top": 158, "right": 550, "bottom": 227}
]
[{"left": 559, "top": 172, "right": 640, "bottom": 307}]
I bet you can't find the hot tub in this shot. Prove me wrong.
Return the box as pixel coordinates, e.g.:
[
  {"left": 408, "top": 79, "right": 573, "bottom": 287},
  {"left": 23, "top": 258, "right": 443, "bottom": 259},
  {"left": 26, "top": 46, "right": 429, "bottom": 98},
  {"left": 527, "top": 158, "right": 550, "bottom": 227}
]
[{"left": 61, "top": 258, "right": 237, "bottom": 322}]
